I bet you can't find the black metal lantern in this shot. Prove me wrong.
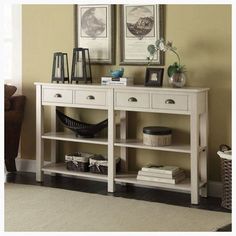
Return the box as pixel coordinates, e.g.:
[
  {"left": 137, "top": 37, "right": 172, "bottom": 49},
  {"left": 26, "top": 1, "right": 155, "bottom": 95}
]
[
  {"left": 51, "top": 52, "right": 69, "bottom": 83},
  {"left": 71, "top": 48, "right": 92, "bottom": 84}
]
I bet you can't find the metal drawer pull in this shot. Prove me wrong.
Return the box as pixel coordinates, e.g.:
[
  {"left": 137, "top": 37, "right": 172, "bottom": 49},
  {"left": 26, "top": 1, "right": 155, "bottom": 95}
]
[
  {"left": 86, "top": 95, "right": 95, "bottom": 100},
  {"left": 54, "top": 93, "right": 62, "bottom": 98},
  {"left": 165, "top": 99, "right": 175, "bottom": 104},
  {"left": 128, "top": 97, "right": 138, "bottom": 102}
]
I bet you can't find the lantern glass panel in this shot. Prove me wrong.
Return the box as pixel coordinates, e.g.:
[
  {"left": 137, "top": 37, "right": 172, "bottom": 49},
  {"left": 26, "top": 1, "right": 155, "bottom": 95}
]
[
  {"left": 63, "top": 54, "right": 69, "bottom": 78},
  {"left": 75, "top": 50, "right": 83, "bottom": 78},
  {"left": 55, "top": 55, "right": 62, "bottom": 78}
]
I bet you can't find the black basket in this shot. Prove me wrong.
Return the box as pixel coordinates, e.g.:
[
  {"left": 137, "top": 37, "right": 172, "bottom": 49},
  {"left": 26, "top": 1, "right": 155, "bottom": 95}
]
[
  {"left": 65, "top": 152, "right": 93, "bottom": 172},
  {"left": 56, "top": 109, "right": 108, "bottom": 138},
  {"left": 89, "top": 155, "right": 120, "bottom": 175},
  {"left": 66, "top": 161, "right": 89, "bottom": 172}
]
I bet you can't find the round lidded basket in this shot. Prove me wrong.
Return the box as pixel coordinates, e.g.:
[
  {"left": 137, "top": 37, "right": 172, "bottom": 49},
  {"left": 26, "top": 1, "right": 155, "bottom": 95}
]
[{"left": 143, "top": 126, "right": 172, "bottom": 147}]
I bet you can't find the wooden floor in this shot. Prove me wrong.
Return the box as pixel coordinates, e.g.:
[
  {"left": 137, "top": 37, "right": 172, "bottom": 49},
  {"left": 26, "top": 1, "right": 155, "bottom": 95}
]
[{"left": 5, "top": 171, "right": 231, "bottom": 231}]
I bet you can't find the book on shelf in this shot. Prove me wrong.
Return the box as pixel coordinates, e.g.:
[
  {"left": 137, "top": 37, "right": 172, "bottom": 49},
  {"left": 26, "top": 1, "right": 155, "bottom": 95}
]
[
  {"left": 141, "top": 165, "right": 181, "bottom": 175},
  {"left": 101, "top": 77, "right": 134, "bottom": 86},
  {"left": 136, "top": 173, "right": 186, "bottom": 184},
  {"left": 137, "top": 170, "right": 184, "bottom": 179}
]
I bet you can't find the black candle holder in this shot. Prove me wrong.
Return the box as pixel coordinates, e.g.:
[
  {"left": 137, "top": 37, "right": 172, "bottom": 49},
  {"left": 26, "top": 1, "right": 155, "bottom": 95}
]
[
  {"left": 51, "top": 52, "right": 69, "bottom": 83},
  {"left": 71, "top": 48, "right": 92, "bottom": 84}
]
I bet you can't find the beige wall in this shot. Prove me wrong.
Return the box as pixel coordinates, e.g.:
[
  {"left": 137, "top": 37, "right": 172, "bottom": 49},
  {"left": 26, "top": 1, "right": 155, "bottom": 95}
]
[{"left": 22, "top": 4, "right": 231, "bottom": 181}]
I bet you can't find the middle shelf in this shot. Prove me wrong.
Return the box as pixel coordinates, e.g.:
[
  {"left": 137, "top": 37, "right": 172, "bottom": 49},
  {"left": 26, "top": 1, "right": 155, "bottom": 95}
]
[
  {"left": 115, "top": 139, "right": 192, "bottom": 153},
  {"left": 42, "top": 132, "right": 206, "bottom": 153},
  {"left": 42, "top": 132, "right": 108, "bottom": 145}
]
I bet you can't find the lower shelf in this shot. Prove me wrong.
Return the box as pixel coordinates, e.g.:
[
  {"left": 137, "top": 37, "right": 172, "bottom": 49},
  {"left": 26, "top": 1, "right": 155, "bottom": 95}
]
[
  {"left": 42, "top": 163, "right": 108, "bottom": 181},
  {"left": 114, "top": 176, "right": 206, "bottom": 193},
  {"left": 42, "top": 163, "right": 206, "bottom": 194}
]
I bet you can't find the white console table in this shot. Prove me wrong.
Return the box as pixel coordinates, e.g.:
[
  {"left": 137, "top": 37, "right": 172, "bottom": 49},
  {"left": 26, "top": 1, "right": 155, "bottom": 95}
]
[{"left": 35, "top": 83, "right": 209, "bottom": 204}]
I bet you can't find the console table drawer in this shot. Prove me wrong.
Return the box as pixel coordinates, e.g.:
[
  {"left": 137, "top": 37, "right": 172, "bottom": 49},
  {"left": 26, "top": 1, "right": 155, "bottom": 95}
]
[
  {"left": 152, "top": 94, "right": 188, "bottom": 111},
  {"left": 75, "top": 90, "right": 107, "bottom": 106},
  {"left": 42, "top": 88, "right": 73, "bottom": 104},
  {"left": 115, "top": 92, "right": 150, "bottom": 109}
]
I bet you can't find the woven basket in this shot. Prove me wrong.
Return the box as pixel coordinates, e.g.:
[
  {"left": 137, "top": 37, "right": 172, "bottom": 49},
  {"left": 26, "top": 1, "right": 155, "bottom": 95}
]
[
  {"left": 65, "top": 152, "right": 94, "bottom": 172},
  {"left": 218, "top": 145, "right": 232, "bottom": 210},
  {"left": 56, "top": 109, "right": 108, "bottom": 138},
  {"left": 89, "top": 155, "right": 120, "bottom": 175},
  {"left": 220, "top": 157, "right": 232, "bottom": 210},
  {"left": 66, "top": 161, "right": 89, "bottom": 172}
]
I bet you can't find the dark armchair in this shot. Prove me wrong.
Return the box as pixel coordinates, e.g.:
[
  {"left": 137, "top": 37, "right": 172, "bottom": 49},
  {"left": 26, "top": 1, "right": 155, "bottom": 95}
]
[{"left": 4, "top": 85, "right": 26, "bottom": 172}]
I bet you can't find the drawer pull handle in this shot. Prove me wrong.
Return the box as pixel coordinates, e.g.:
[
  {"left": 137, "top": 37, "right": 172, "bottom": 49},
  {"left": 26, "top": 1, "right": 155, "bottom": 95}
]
[
  {"left": 86, "top": 95, "right": 95, "bottom": 100},
  {"left": 54, "top": 93, "right": 62, "bottom": 98},
  {"left": 128, "top": 97, "right": 138, "bottom": 102},
  {"left": 165, "top": 99, "right": 175, "bottom": 104}
]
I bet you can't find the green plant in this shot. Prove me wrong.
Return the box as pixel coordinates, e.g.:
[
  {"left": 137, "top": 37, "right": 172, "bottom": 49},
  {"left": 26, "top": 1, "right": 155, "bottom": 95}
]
[{"left": 147, "top": 38, "right": 186, "bottom": 77}]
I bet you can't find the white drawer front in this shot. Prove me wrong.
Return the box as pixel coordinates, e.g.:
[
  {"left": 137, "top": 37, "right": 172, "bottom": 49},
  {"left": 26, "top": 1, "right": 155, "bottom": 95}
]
[
  {"left": 43, "top": 88, "right": 73, "bottom": 104},
  {"left": 75, "top": 90, "right": 107, "bottom": 106},
  {"left": 115, "top": 92, "right": 150, "bottom": 109},
  {"left": 152, "top": 94, "right": 188, "bottom": 111}
]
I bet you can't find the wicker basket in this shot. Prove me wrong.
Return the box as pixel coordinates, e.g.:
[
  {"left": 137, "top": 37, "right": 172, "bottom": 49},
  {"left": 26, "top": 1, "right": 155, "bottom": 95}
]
[
  {"left": 89, "top": 155, "right": 120, "bottom": 175},
  {"left": 217, "top": 145, "right": 232, "bottom": 210},
  {"left": 65, "top": 152, "right": 94, "bottom": 172},
  {"left": 56, "top": 109, "right": 108, "bottom": 138},
  {"left": 220, "top": 157, "right": 231, "bottom": 210}
]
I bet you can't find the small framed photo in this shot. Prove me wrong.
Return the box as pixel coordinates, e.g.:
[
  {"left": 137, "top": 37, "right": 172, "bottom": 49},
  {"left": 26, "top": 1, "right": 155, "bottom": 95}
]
[{"left": 145, "top": 68, "right": 164, "bottom": 87}]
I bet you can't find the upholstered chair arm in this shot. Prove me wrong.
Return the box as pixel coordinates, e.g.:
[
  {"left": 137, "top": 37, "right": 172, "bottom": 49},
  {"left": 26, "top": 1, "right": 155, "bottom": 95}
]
[{"left": 10, "top": 95, "right": 26, "bottom": 112}]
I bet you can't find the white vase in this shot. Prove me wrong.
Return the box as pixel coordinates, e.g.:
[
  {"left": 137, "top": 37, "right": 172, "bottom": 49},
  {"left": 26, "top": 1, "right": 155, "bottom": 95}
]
[{"left": 169, "top": 72, "right": 186, "bottom": 88}]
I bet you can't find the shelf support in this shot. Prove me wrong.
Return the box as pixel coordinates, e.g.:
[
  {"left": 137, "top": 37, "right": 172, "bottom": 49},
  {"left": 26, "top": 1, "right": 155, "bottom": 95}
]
[
  {"left": 190, "top": 94, "right": 200, "bottom": 204},
  {"left": 108, "top": 88, "right": 115, "bottom": 192},
  {"left": 50, "top": 106, "right": 57, "bottom": 176},
  {"left": 36, "top": 85, "right": 44, "bottom": 182},
  {"left": 51, "top": 106, "right": 57, "bottom": 163},
  {"left": 199, "top": 92, "right": 208, "bottom": 197},
  {"left": 120, "top": 110, "right": 128, "bottom": 172}
]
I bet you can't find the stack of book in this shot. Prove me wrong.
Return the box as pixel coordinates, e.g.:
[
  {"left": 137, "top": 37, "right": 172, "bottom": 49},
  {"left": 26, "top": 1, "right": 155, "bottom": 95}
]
[
  {"left": 101, "top": 76, "right": 134, "bottom": 86},
  {"left": 136, "top": 165, "right": 185, "bottom": 184}
]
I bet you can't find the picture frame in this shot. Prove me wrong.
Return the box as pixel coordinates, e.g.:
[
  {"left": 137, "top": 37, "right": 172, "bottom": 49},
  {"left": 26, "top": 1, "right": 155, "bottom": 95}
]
[
  {"left": 145, "top": 68, "right": 164, "bottom": 87},
  {"left": 120, "top": 4, "right": 164, "bottom": 65},
  {"left": 74, "top": 5, "right": 115, "bottom": 64}
]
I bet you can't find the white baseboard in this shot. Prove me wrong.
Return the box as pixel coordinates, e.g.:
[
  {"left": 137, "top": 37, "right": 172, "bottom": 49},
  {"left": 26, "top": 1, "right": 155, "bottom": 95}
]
[
  {"left": 15, "top": 157, "right": 50, "bottom": 173},
  {"left": 15, "top": 158, "right": 222, "bottom": 198}
]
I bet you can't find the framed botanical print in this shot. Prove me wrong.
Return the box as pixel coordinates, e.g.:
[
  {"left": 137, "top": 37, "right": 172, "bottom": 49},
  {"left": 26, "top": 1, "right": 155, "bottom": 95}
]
[
  {"left": 74, "top": 5, "right": 115, "bottom": 64},
  {"left": 120, "top": 5, "right": 164, "bottom": 65}
]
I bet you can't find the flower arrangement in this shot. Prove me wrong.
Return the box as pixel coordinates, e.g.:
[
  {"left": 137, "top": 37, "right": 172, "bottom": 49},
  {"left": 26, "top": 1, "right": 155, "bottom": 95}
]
[{"left": 147, "top": 38, "right": 186, "bottom": 77}]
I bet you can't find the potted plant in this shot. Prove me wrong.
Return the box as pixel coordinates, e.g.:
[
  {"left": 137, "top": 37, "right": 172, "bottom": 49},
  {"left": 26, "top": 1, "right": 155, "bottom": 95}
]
[{"left": 147, "top": 38, "right": 186, "bottom": 88}]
